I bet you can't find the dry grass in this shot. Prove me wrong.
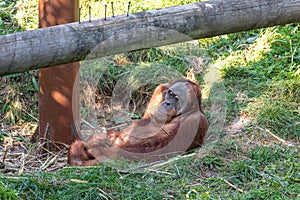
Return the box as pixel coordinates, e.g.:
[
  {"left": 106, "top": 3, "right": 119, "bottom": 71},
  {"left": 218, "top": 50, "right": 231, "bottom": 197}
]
[{"left": 0, "top": 124, "right": 68, "bottom": 174}]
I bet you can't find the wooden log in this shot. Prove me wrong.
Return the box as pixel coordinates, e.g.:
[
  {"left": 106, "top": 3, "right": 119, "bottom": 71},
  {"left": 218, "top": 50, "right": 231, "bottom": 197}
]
[{"left": 1, "top": 0, "right": 300, "bottom": 76}]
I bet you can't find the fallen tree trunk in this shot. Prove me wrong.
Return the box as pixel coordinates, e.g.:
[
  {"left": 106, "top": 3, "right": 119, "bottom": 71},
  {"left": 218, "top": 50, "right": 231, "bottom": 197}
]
[{"left": 1, "top": 0, "right": 300, "bottom": 76}]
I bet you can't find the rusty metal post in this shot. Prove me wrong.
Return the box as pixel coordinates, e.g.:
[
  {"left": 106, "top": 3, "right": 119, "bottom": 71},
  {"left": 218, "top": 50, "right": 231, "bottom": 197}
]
[{"left": 38, "top": 0, "right": 81, "bottom": 150}]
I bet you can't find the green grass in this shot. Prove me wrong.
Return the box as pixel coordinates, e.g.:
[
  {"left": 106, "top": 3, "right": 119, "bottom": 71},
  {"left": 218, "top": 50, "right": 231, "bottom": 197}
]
[
  {"left": 0, "top": 0, "right": 299, "bottom": 199},
  {"left": 0, "top": 0, "right": 23, "bottom": 34},
  {"left": 206, "top": 25, "right": 300, "bottom": 141},
  {"left": 0, "top": 133, "right": 299, "bottom": 199}
]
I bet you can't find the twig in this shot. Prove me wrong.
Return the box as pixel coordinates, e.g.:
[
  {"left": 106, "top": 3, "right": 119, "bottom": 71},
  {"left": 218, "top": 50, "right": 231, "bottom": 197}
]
[
  {"left": 18, "top": 152, "right": 26, "bottom": 175},
  {"left": 43, "top": 122, "right": 50, "bottom": 140},
  {"left": 174, "top": 164, "right": 181, "bottom": 177},
  {"left": 81, "top": 119, "right": 96, "bottom": 129},
  {"left": 46, "top": 164, "right": 67, "bottom": 172},
  {"left": 98, "top": 188, "right": 114, "bottom": 200},
  {"left": 2, "top": 147, "right": 8, "bottom": 164},
  {"left": 149, "top": 152, "right": 196, "bottom": 169},
  {"left": 107, "top": 123, "right": 128, "bottom": 131},
  {"left": 40, "top": 154, "right": 60, "bottom": 170},
  {"left": 22, "top": 109, "right": 38, "bottom": 122},
  {"left": 256, "top": 126, "right": 297, "bottom": 148},
  {"left": 221, "top": 178, "right": 244, "bottom": 193},
  {"left": 146, "top": 168, "right": 174, "bottom": 175},
  {"left": 119, "top": 160, "right": 165, "bottom": 173},
  {"left": 70, "top": 179, "right": 88, "bottom": 183},
  {"left": 129, "top": 98, "right": 137, "bottom": 119},
  {"left": 39, "top": 122, "right": 50, "bottom": 150}
]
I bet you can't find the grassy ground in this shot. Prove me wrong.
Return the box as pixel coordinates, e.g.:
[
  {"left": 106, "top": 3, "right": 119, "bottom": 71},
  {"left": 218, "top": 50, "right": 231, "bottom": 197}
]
[{"left": 0, "top": 0, "right": 299, "bottom": 199}]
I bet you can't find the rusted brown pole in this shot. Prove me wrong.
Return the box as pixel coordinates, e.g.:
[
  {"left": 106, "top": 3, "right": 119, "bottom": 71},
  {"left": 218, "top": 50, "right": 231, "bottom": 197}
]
[{"left": 38, "top": 0, "right": 80, "bottom": 149}]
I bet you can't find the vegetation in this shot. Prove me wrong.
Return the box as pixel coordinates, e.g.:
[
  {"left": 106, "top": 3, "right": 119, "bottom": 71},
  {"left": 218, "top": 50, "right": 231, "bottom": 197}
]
[{"left": 0, "top": 0, "right": 299, "bottom": 199}]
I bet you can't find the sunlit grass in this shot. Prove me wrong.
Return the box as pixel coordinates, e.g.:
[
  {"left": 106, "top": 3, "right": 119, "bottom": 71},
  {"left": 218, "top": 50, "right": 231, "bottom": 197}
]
[
  {"left": 200, "top": 24, "right": 299, "bottom": 141},
  {"left": 8, "top": 0, "right": 200, "bottom": 31}
]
